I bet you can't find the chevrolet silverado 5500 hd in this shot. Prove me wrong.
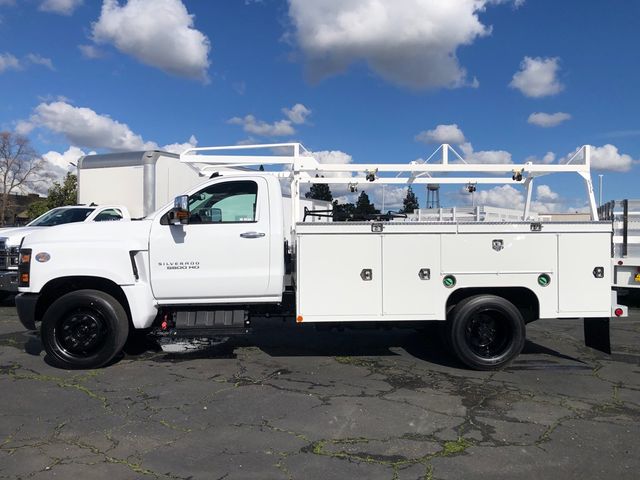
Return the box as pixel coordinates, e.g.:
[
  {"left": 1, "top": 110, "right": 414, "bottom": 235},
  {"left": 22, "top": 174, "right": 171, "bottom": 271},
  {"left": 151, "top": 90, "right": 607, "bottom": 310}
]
[{"left": 15, "top": 143, "right": 627, "bottom": 370}]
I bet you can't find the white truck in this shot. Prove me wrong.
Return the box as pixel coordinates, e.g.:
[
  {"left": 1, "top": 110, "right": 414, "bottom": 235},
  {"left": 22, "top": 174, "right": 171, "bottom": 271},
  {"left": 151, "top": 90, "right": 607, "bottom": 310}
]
[
  {"left": 15, "top": 143, "right": 628, "bottom": 370},
  {"left": 0, "top": 205, "right": 130, "bottom": 296}
]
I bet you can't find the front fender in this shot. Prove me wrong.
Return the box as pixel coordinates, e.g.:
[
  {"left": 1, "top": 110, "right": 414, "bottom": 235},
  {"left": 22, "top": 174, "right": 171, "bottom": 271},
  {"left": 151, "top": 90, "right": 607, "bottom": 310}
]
[{"left": 21, "top": 241, "right": 137, "bottom": 293}]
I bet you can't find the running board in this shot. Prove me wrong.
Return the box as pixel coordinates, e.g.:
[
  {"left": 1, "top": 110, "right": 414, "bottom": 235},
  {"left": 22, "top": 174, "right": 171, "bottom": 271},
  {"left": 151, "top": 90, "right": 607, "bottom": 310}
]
[{"left": 174, "top": 309, "right": 250, "bottom": 336}]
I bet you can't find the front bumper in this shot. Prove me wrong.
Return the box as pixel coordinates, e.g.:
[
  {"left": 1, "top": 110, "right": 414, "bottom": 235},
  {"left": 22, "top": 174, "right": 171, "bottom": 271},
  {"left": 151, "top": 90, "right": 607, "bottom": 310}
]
[
  {"left": 0, "top": 270, "right": 17, "bottom": 293},
  {"left": 15, "top": 293, "right": 38, "bottom": 330}
]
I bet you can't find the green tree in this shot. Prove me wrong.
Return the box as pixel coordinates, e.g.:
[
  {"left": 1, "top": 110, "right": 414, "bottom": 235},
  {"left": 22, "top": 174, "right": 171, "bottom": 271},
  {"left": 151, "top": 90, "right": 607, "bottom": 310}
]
[
  {"left": 332, "top": 200, "right": 356, "bottom": 221},
  {"left": 401, "top": 186, "right": 420, "bottom": 214},
  {"left": 354, "top": 191, "right": 379, "bottom": 218},
  {"left": 26, "top": 199, "right": 49, "bottom": 219},
  {"left": 47, "top": 172, "right": 77, "bottom": 208},
  {"left": 305, "top": 180, "right": 333, "bottom": 202},
  {"left": 27, "top": 172, "right": 77, "bottom": 220}
]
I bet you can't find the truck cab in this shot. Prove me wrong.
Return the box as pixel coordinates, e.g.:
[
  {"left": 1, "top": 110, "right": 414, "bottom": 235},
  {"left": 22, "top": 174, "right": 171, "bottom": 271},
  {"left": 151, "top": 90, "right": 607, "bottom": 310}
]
[{"left": 149, "top": 174, "right": 285, "bottom": 303}]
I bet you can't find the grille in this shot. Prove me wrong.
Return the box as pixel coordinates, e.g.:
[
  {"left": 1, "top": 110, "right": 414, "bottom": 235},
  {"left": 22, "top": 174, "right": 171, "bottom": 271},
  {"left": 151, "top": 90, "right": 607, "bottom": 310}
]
[{"left": 0, "top": 241, "right": 18, "bottom": 270}]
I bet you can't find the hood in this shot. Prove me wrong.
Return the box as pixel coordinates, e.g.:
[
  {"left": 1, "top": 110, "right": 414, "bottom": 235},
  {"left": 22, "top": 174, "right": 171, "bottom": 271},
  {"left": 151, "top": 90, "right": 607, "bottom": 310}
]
[
  {"left": 0, "top": 226, "right": 45, "bottom": 246},
  {"left": 23, "top": 219, "right": 152, "bottom": 251}
]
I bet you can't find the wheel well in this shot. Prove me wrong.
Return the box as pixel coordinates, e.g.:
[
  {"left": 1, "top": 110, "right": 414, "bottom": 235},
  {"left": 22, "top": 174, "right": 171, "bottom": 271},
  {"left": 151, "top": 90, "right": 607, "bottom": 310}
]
[
  {"left": 35, "top": 276, "right": 132, "bottom": 326},
  {"left": 446, "top": 287, "right": 539, "bottom": 324}
]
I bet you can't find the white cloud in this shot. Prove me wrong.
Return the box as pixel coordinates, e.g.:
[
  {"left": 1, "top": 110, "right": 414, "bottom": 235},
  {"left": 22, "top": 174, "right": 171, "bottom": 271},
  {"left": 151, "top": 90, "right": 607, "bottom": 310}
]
[
  {"left": 367, "top": 185, "right": 409, "bottom": 211},
  {"left": 510, "top": 56, "right": 564, "bottom": 98},
  {"left": 39, "top": 0, "right": 83, "bottom": 15},
  {"left": 536, "top": 184, "right": 559, "bottom": 201},
  {"left": 311, "top": 150, "right": 350, "bottom": 164},
  {"left": 457, "top": 183, "right": 562, "bottom": 214},
  {"left": 525, "top": 151, "right": 556, "bottom": 164},
  {"left": 282, "top": 103, "right": 311, "bottom": 124},
  {"left": 416, "top": 124, "right": 510, "bottom": 163},
  {"left": 23, "top": 101, "right": 157, "bottom": 151},
  {"left": 91, "top": 0, "right": 211, "bottom": 81},
  {"left": 415, "top": 123, "right": 466, "bottom": 145},
  {"left": 78, "top": 44, "right": 103, "bottom": 59},
  {"left": 528, "top": 111, "right": 571, "bottom": 128},
  {"left": 459, "top": 142, "right": 512, "bottom": 164},
  {"left": 0, "top": 52, "right": 20, "bottom": 73},
  {"left": 38, "top": 146, "right": 92, "bottom": 189},
  {"left": 587, "top": 144, "right": 635, "bottom": 172},
  {"left": 1, "top": 52, "right": 56, "bottom": 73},
  {"left": 474, "top": 185, "right": 523, "bottom": 208},
  {"left": 229, "top": 103, "right": 313, "bottom": 137},
  {"left": 306, "top": 149, "right": 355, "bottom": 198},
  {"left": 286, "top": 0, "right": 522, "bottom": 89},
  {"left": 43, "top": 146, "right": 87, "bottom": 171},
  {"left": 161, "top": 135, "right": 198, "bottom": 154},
  {"left": 26, "top": 53, "right": 54, "bottom": 70},
  {"left": 228, "top": 115, "right": 295, "bottom": 137}
]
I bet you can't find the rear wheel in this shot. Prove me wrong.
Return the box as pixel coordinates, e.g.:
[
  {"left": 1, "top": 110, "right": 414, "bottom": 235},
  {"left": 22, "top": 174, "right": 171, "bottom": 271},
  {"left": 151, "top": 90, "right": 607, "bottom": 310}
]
[
  {"left": 448, "top": 294, "right": 525, "bottom": 370},
  {"left": 41, "top": 289, "right": 129, "bottom": 369}
]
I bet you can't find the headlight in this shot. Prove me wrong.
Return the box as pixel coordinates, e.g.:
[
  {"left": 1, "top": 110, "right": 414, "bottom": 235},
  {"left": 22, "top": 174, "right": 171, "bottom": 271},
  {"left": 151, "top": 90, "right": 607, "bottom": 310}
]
[{"left": 9, "top": 246, "right": 19, "bottom": 266}]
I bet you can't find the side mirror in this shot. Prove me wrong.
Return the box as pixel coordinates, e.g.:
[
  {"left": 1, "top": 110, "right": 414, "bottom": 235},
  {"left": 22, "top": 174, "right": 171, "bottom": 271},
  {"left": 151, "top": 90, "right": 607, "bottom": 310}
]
[{"left": 165, "top": 195, "right": 189, "bottom": 225}]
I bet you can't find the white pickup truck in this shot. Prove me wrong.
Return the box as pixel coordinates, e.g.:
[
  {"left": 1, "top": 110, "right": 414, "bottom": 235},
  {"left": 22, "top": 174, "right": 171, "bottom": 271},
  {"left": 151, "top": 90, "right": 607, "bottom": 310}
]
[
  {"left": 15, "top": 143, "right": 627, "bottom": 370},
  {"left": 0, "top": 205, "right": 130, "bottom": 296}
]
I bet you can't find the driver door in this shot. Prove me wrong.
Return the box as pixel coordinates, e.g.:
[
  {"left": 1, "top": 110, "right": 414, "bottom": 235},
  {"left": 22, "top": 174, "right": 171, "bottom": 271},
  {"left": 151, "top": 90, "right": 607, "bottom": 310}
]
[{"left": 149, "top": 177, "right": 271, "bottom": 302}]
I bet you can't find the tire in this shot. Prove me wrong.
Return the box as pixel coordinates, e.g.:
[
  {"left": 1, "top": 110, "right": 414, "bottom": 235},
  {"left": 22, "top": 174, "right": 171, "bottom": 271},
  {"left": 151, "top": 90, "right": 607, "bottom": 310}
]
[
  {"left": 447, "top": 294, "right": 525, "bottom": 370},
  {"left": 41, "top": 289, "right": 129, "bottom": 369}
]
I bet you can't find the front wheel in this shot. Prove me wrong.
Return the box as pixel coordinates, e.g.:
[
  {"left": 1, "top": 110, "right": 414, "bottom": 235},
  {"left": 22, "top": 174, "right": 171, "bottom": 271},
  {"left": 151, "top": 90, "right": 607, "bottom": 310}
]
[
  {"left": 448, "top": 295, "right": 525, "bottom": 370},
  {"left": 41, "top": 289, "right": 129, "bottom": 369}
]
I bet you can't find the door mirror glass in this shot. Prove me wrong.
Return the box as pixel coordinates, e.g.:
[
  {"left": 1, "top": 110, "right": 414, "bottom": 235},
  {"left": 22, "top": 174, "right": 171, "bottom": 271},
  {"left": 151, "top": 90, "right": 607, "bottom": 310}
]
[
  {"left": 163, "top": 195, "right": 190, "bottom": 225},
  {"left": 174, "top": 195, "right": 188, "bottom": 211}
]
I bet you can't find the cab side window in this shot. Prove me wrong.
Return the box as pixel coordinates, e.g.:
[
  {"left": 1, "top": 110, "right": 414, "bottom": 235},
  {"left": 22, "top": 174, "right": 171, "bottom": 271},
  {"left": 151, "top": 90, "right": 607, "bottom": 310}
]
[
  {"left": 94, "top": 208, "right": 123, "bottom": 222},
  {"left": 188, "top": 180, "right": 258, "bottom": 224}
]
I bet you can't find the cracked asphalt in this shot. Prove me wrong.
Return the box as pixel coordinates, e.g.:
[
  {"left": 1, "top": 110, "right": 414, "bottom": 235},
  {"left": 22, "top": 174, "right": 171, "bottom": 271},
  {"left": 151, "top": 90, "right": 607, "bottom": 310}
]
[{"left": 1, "top": 302, "right": 639, "bottom": 480}]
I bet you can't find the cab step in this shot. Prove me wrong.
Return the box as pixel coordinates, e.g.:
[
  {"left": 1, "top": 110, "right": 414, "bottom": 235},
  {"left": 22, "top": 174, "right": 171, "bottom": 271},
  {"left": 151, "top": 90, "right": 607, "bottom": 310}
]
[{"left": 174, "top": 309, "right": 250, "bottom": 336}]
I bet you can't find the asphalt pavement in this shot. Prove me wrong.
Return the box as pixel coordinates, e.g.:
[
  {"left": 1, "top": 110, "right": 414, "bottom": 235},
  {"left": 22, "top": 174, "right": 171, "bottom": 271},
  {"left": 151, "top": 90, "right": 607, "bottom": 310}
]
[{"left": 1, "top": 302, "right": 639, "bottom": 479}]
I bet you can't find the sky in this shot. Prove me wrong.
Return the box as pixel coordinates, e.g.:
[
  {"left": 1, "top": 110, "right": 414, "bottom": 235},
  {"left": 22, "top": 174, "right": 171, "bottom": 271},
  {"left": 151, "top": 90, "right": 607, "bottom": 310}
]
[{"left": 1, "top": 0, "right": 639, "bottom": 213}]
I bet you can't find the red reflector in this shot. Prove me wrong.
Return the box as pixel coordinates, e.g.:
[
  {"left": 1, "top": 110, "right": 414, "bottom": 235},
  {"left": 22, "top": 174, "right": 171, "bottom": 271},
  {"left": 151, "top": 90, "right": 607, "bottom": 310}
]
[
  {"left": 614, "top": 308, "right": 623, "bottom": 317},
  {"left": 161, "top": 320, "right": 168, "bottom": 330}
]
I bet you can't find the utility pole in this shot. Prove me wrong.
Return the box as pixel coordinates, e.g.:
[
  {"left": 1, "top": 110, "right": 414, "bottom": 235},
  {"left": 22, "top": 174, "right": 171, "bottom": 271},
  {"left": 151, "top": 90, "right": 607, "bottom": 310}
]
[{"left": 598, "top": 174, "right": 603, "bottom": 206}]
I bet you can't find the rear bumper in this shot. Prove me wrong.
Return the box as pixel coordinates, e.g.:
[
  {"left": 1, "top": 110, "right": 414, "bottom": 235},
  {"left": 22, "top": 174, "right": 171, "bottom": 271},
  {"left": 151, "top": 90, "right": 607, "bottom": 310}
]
[
  {"left": 15, "top": 293, "right": 38, "bottom": 330},
  {"left": 0, "top": 270, "right": 18, "bottom": 293}
]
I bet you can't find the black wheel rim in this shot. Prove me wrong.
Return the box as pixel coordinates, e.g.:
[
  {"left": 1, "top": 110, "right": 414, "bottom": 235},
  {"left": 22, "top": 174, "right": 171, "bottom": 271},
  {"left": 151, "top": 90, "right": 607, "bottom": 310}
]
[
  {"left": 464, "top": 308, "right": 512, "bottom": 359},
  {"left": 54, "top": 307, "right": 109, "bottom": 358}
]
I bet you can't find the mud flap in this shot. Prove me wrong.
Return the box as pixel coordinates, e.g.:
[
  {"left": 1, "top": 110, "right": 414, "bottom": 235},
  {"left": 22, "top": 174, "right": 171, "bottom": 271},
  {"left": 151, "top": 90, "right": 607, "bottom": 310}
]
[{"left": 583, "top": 317, "right": 611, "bottom": 354}]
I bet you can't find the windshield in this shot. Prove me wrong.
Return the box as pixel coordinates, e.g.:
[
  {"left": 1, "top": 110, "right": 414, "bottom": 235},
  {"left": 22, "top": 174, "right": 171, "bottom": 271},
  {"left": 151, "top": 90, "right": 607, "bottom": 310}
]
[{"left": 28, "top": 207, "right": 95, "bottom": 227}]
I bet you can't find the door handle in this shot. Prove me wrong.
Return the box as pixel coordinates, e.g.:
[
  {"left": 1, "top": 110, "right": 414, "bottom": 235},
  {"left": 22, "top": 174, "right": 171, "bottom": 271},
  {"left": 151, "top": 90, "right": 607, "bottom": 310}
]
[{"left": 240, "top": 231, "right": 266, "bottom": 238}]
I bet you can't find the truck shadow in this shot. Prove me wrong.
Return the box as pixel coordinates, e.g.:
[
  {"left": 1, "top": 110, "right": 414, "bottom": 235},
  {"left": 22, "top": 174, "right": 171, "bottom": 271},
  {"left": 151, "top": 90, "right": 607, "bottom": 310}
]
[
  {"left": 11, "top": 323, "right": 585, "bottom": 371},
  {"left": 148, "top": 322, "right": 586, "bottom": 370}
]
